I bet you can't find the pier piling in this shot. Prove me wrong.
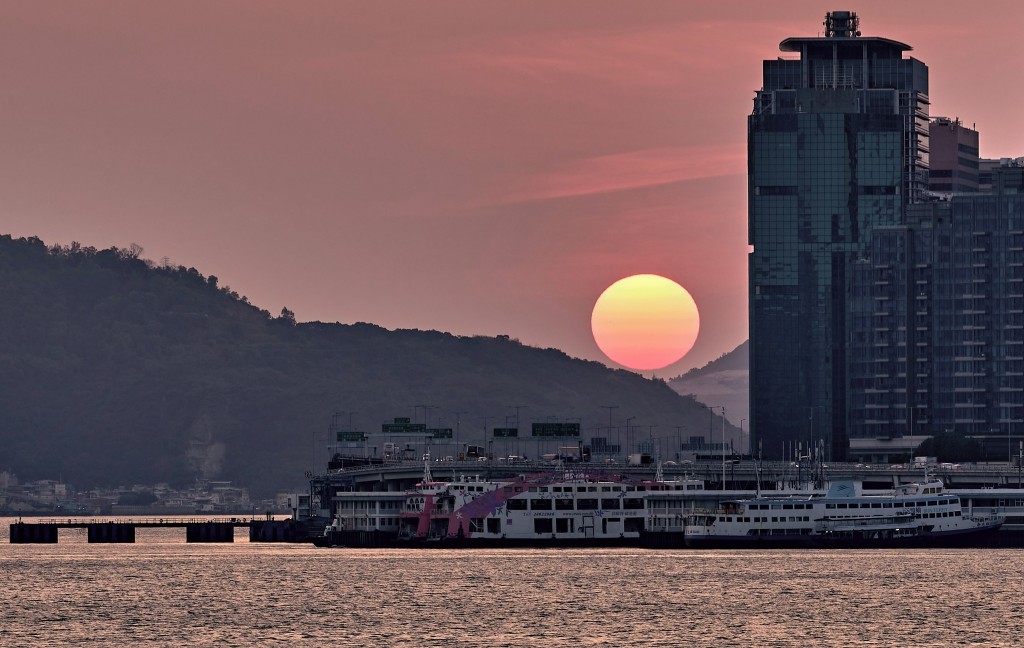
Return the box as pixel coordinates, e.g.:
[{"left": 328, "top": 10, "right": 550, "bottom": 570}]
[
  {"left": 87, "top": 522, "right": 136, "bottom": 543},
  {"left": 185, "top": 522, "right": 235, "bottom": 542},
  {"left": 248, "top": 519, "right": 309, "bottom": 542},
  {"left": 9, "top": 517, "right": 280, "bottom": 544},
  {"left": 9, "top": 522, "right": 58, "bottom": 543}
]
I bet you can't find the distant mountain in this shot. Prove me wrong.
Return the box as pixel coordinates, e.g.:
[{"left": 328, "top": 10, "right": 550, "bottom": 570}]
[
  {"left": 669, "top": 341, "right": 748, "bottom": 431},
  {"left": 0, "top": 235, "right": 738, "bottom": 495}
]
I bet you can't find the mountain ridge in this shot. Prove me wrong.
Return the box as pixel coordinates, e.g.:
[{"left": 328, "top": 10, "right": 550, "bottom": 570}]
[
  {"left": 0, "top": 234, "right": 738, "bottom": 494},
  {"left": 669, "top": 340, "right": 748, "bottom": 428}
]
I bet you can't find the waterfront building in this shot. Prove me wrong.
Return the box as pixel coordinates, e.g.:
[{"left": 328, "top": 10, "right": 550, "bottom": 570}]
[
  {"left": 848, "top": 165, "right": 1024, "bottom": 459},
  {"left": 748, "top": 11, "right": 929, "bottom": 460}
]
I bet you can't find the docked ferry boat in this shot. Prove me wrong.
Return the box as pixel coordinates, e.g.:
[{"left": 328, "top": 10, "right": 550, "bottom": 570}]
[
  {"left": 684, "top": 478, "right": 1005, "bottom": 548},
  {"left": 314, "top": 462, "right": 703, "bottom": 548}
]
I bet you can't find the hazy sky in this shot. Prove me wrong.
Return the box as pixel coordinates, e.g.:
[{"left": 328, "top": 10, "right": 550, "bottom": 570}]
[{"left": 4, "top": 1, "right": 1023, "bottom": 374}]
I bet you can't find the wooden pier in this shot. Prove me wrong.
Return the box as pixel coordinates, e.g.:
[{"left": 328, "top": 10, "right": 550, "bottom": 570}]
[{"left": 9, "top": 516, "right": 312, "bottom": 544}]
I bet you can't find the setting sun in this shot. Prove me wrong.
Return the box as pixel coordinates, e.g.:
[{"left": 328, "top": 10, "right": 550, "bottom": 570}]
[{"left": 591, "top": 274, "right": 700, "bottom": 371}]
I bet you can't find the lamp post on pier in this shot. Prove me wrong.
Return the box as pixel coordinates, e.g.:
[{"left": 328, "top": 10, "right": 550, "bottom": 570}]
[
  {"left": 600, "top": 405, "right": 618, "bottom": 458},
  {"left": 452, "top": 410, "right": 467, "bottom": 459},
  {"left": 720, "top": 407, "right": 726, "bottom": 489},
  {"left": 707, "top": 405, "right": 726, "bottom": 489},
  {"left": 673, "top": 426, "right": 684, "bottom": 461},
  {"left": 481, "top": 416, "right": 493, "bottom": 459}
]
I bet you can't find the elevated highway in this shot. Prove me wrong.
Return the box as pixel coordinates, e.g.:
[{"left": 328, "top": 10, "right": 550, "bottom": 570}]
[{"left": 311, "top": 459, "right": 1024, "bottom": 493}]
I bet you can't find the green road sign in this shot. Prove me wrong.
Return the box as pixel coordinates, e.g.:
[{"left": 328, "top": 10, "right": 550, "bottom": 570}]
[
  {"left": 531, "top": 422, "right": 580, "bottom": 437},
  {"left": 382, "top": 422, "right": 427, "bottom": 434}
]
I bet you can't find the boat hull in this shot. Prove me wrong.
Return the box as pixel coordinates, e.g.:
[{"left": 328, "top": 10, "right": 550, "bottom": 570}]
[
  {"left": 313, "top": 529, "right": 649, "bottom": 549},
  {"left": 684, "top": 522, "right": 1005, "bottom": 549}
]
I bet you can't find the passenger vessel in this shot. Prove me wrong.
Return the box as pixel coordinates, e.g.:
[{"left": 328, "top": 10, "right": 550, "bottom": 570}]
[
  {"left": 314, "top": 461, "right": 703, "bottom": 547},
  {"left": 684, "top": 478, "right": 1005, "bottom": 548}
]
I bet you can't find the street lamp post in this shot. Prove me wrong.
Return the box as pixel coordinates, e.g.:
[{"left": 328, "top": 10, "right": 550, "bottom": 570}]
[
  {"left": 706, "top": 405, "right": 725, "bottom": 488},
  {"left": 313, "top": 428, "right": 322, "bottom": 473},
  {"left": 453, "top": 410, "right": 467, "bottom": 459},
  {"left": 509, "top": 405, "right": 526, "bottom": 430},
  {"left": 740, "top": 418, "right": 746, "bottom": 456},
  {"left": 626, "top": 416, "right": 636, "bottom": 458},
  {"left": 647, "top": 425, "right": 658, "bottom": 459},
  {"left": 481, "top": 416, "right": 493, "bottom": 459},
  {"left": 600, "top": 405, "right": 618, "bottom": 432},
  {"left": 1009, "top": 418, "right": 1012, "bottom": 465},
  {"left": 345, "top": 411, "right": 359, "bottom": 457},
  {"left": 509, "top": 405, "right": 527, "bottom": 459},
  {"left": 720, "top": 407, "right": 726, "bottom": 489},
  {"left": 809, "top": 406, "right": 815, "bottom": 461},
  {"left": 505, "top": 415, "right": 517, "bottom": 458},
  {"left": 601, "top": 405, "right": 618, "bottom": 459}
]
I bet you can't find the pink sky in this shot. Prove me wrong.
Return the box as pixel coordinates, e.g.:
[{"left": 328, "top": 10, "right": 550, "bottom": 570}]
[{"left": 3, "top": 1, "right": 1022, "bottom": 374}]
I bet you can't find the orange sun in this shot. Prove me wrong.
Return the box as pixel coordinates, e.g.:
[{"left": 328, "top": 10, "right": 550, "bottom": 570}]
[{"left": 591, "top": 274, "right": 700, "bottom": 371}]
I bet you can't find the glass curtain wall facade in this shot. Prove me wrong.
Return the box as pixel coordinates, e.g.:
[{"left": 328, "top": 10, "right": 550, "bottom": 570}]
[
  {"left": 749, "top": 12, "right": 929, "bottom": 460},
  {"left": 848, "top": 210, "right": 942, "bottom": 441},
  {"left": 848, "top": 168, "right": 1024, "bottom": 458}
]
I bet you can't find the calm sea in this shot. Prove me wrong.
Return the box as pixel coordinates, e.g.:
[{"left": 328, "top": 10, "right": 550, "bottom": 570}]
[{"left": 2, "top": 517, "right": 1022, "bottom": 647}]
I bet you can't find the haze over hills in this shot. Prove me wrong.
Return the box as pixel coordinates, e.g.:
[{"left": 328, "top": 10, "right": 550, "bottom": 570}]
[
  {"left": 0, "top": 234, "right": 738, "bottom": 495},
  {"left": 669, "top": 341, "right": 749, "bottom": 430}
]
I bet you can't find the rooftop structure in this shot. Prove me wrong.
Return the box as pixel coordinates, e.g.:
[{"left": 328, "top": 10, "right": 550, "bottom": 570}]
[{"left": 929, "top": 117, "right": 980, "bottom": 194}]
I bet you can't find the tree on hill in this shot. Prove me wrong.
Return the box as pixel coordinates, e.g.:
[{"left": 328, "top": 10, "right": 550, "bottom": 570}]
[{"left": 0, "top": 233, "right": 737, "bottom": 496}]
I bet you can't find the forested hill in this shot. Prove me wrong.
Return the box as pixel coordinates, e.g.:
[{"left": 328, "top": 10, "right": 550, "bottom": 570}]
[{"left": 0, "top": 235, "right": 735, "bottom": 494}]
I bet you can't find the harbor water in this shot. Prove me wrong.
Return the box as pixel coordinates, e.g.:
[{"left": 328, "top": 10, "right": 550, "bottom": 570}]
[{"left": 2, "top": 517, "right": 1022, "bottom": 646}]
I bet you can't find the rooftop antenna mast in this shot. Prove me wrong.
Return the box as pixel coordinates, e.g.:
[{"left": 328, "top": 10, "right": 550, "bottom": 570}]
[{"left": 823, "top": 11, "right": 860, "bottom": 38}]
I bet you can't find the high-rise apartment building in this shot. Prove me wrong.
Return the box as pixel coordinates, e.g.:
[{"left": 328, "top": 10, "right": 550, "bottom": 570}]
[
  {"left": 848, "top": 165, "right": 1024, "bottom": 460},
  {"left": 749, "top": 12, "right": 929, "bottom": 460}
]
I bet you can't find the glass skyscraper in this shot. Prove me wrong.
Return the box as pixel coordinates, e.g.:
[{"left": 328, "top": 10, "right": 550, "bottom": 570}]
[{"left": 748, "top": 12, "right": 929, "bottom": 460}]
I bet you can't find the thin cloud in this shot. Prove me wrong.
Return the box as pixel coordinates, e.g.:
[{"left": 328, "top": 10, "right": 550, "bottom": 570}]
[
  {"left": 494, "top": 145, "right": 745, "bottom": 204},
  {"left": 459, "top": 21, "right": 769, "bottom": 92}
]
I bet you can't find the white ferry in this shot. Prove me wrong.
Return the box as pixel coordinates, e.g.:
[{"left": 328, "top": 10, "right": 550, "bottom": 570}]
[
  {"left": 684, "top": 478, "right": 1005, "bottom": 548},
  {"left": 316, "top": 462, "right": 703, "bottom": 547}
]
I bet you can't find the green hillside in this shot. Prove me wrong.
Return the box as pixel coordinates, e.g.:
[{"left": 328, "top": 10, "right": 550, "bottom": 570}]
[{"left": 0, "top": 235, "right": 735, "bottom": 495}]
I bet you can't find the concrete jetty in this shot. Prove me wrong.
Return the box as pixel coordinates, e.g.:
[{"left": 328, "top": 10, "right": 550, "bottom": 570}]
[{"left": 8, "top": 516, "right": 308, "bottom": 544}]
